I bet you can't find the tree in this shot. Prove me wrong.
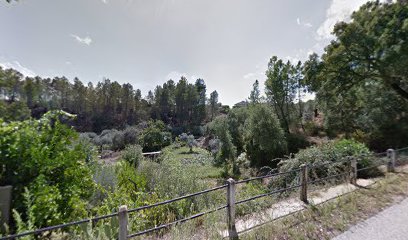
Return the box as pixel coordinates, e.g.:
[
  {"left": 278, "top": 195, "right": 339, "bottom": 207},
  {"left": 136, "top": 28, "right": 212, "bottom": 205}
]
[
  {"left": 140, "top": 120, "right": 172, "bottom": 152},
  {"left": 208, "top": 116, "right": 238, "bottom": 174},
  {"left": 265, "top": 56, "right": 297, "bottom": 133},
  {"left": 193, "top": 79, "right": 207, "bottom": 125},
  {"left": 227, "top": 107, "right": 249, "bottom": 155},
  {"left": 249, "top": 80, "right": 261, "bottom": 104},
  {"left": 209, "top": 90, "right": 218, "bottom": 121},
  {"left": 313, "top": 1, "right": 408, "bottom": 101},
  {"left": 244, "top": 104, "right": 287, "bottom": 168}
]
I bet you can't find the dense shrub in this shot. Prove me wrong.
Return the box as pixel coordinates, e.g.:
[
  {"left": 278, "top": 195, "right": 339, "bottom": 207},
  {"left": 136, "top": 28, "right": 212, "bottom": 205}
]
[
  {"left": 244, "top": 104, "right": 287, "bottom": 168},
  {"left": 0, "top": 101, "right": 31, "bottom": 122},
  {"left": 286, "top": 133, "right": 310, "bottom": 154},
  {"left": 277, "top": 139, "right": 381, "bottom": 187},
  {"left": 140, "top": 120, "right": 172, "bottom": 152},
  {"left": 123, "top": 126, "right": 139, "bottom": 145},
  {"left": 122, "top": 144, "right": 144, "bottom": 167},
  {"left": 112, "top": 131, "right": 125, "bottom": 150},
  {"left": 0, "top": 111, "right": 95, "bottom": 228},
  {"left": 208, "top": 116, "right": 237, "bottom": 173}
]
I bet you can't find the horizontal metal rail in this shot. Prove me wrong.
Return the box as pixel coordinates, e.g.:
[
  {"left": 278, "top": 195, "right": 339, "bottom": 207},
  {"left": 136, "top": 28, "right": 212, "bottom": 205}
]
[
  {"left": 0, "top": 212, "right": 118, "bottom": 240},
  {"left": 236, "top": 168, "right": 300, "bottom": 184},
  {"left": 235, "top": 184, "right": 302, "bottom": 205},
  {"left": 127, "top": 184, "right": 228, "bottom": 214},
  {"left": 127, "top": 204, "right": 228, "bottom": 238},
  {"left": 356, "top": 163, "right": 385, "bottom": 172},
  {"left": 2, "top": 147, "right": 405, "bottom": 240},
  {"left": 308, "top": 172, "right": 349, "bottom": 185},
  {"left": 395, "top": 147, "right": 408, "bottom": 152}
]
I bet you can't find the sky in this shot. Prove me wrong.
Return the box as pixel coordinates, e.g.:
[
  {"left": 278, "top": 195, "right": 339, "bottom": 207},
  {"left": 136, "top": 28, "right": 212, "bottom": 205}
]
[{"left": 0, "top": 0, "right": 378, "bottom": 105}]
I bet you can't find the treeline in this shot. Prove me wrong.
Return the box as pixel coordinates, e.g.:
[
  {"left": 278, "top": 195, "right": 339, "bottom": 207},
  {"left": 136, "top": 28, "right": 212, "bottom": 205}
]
[{"left": 0, "top": 69, "right": 221, "bottom": 133}]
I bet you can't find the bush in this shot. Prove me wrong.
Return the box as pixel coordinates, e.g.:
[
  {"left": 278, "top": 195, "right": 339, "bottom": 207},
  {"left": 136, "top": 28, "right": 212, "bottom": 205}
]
[
  {"left": 277, "top": 139, "right": 381, "bottom": 187},
  {"left": 123, "top": 126, "right": 139, "bottom": 145},
  {"left": 112, "top": 131, "right": 125, "bottom": 150},
  {"left": 244, "top": 104, "right": 287, "bottom": 168},
  {"left": 0, "top": 111, "right": 95, "bottom": 229},
  {"left": 140, "top": 120, "right": 172, "bottom": 152},
  {"left": 122, "top": 145, "right": 144, "bottom": 167},
  {"left": 286, "top": 133, "right": 310, "bottom": 154},
  {"left": 179, "top": 133, "right": 197, "bottom": 153}
]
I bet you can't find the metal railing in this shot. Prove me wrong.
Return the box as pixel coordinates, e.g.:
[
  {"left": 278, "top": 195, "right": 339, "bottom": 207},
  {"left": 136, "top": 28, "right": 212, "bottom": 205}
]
[{"left": 1, "top": 148, "right": 405, "bottom": 240}]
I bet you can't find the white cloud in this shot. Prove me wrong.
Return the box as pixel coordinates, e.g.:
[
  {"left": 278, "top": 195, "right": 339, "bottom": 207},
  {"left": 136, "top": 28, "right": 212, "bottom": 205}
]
[
  {"left": 101, "top": 0, "right": 108, "bottom": 4},
  {"left": 316, "top": 0, "right": 376, "bottom": 41},
  {"left": 70, "top": 34, "right": 93, "bottom": 45},
  {"left": 296, "top": 17, "right": 313, "bottom": 28},
  {"left": 0, "top": 60, "right": 36, "bottom": 77}
]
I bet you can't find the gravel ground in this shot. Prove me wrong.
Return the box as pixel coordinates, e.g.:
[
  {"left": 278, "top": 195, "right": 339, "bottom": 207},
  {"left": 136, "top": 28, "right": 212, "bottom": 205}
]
[{"left": 333, "top": 197, "right": 408, "bottom": 240}]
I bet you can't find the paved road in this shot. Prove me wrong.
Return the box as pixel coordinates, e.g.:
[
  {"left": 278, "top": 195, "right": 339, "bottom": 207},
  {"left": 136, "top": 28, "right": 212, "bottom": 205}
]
[{"left": 333, "top": 197, "right": 408, "bottom": 240}]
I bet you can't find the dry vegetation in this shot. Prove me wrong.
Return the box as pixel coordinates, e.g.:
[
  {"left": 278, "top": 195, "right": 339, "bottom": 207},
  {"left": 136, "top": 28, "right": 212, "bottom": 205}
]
[{"left": 241, "top": 168, "right": 408, "bottom": 240}]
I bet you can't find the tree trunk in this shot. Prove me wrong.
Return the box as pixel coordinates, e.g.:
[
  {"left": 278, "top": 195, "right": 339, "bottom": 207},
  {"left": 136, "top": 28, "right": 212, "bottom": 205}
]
[{"left": 390, "top": 83, "right": 408, "bottom": 101}]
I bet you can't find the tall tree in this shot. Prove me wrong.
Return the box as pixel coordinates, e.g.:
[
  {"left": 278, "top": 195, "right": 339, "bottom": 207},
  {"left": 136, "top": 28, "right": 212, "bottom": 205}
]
[
  {"left": 193, "top": 79, "right": 207, "bottom": 125},
  {"left": 313, "top": 1, "right": 408, "bottom": 101},
  {"left": 209, "top": 90, "right": 219, "bottom": 121},
  {"left": 249, "top": 80, "right": 260, "bottom": 104},
  {"left": 265, "top": 56, "right": 296, "bottom": 133}
]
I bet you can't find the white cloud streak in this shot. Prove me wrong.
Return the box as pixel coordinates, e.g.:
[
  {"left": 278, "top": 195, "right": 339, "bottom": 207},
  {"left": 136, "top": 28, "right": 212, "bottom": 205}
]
[
  {"left": 0, "top": 60, "right": 36, "bottom": 77},
  {"left": 70, "top": 34, "right": 93, "bottom": 45},
  {"left": 296, "top": 17, "right": 313, "bottom": 28}
]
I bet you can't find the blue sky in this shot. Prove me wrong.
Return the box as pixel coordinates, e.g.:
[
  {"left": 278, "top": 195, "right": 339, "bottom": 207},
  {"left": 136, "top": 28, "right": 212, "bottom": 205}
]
[{"left": 0, "top": 0, "right": 377, "bottom": 105}]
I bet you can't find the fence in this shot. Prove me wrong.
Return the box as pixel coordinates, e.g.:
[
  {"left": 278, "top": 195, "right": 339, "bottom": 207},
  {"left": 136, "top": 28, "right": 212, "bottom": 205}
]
[{"left": 1, "top": 148, "right": 407, "bottom": 240}]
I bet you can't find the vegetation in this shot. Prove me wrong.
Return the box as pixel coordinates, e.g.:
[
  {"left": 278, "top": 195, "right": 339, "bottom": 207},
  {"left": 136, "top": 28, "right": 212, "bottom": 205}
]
[
  {"left": 244, "top": 170, "right": 408, "bottom": 239},
  {"left": 0, "top": 111, "right": 95, "bottom": 228},
  {"left": 1, "top": 1, "right": 408, "bottom": 239}
]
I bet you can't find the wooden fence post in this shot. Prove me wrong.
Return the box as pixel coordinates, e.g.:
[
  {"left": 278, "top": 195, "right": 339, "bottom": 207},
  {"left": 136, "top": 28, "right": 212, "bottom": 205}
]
[
  {"left": 350, "top": 158, "right": 357, "bottom": 185},
  {"left": 387, "top": 149, "right": 396, "bottom": 172},
  {"left": 300, "top": 164, "right": 308, "bottom": 203},
  {"left": 118, "top": 205, "right": 128, "bottom": 240},
  {"left": 226, "top": 178, "right": 238, "bottom": 240}
]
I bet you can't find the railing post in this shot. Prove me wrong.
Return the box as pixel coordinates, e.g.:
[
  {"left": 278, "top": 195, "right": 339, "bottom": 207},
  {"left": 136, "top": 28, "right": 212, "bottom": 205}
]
[
  {"left": 387, "top": 149, "right": 396, "bottom": 172},
  {"left": 118, "top": 205, "right": 128, "bottom": 240},
  {"left": 350, "top": 158, "right": 357, "bottom": 185},
  {"left": 226, "top": 178, "right": 238, "bottom": 240},
  {"left": 300, "top": 164, "right": 308, "bottom": 203}
]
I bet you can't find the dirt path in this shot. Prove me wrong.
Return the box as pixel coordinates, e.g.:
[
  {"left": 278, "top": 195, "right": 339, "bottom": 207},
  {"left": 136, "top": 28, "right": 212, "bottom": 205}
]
[
  {"left": 220, "top": 178, "right": 375, "bottom": 237},
  {"left": 333, "top": 197, "right": 408, "bottom": 240}
]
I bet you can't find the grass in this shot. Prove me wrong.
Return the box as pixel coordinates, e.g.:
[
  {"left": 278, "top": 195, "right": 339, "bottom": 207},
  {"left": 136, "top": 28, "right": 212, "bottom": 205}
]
[
  {"left": 160, "top": 145, "right": 224, "bottom": 180},
  {"left": 241, "top": 169, "right": 408, "bottom": 239}
]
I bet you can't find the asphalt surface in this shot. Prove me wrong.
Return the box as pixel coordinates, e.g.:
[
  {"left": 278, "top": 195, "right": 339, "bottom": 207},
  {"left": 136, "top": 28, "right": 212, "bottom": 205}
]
[{"left": 333, "top": 197, "right": 408, "bottom": 240}]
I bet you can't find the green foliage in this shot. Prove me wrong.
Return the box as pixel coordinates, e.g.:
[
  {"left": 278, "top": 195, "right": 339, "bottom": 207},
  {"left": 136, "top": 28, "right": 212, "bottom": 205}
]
[
  {"left": 208, "top": 116, "right": 238, "bottom": 175},
  {"left": 122, "top": 144, "right": 143, "bottom": 167},
  {"left": 209, "top": 91, "right": 219, "bottom": 121},
  {"left": 178, "top": 133, "right": 197, "bottom": 152},
  {"left": 286, "top": 133, "right": 310, "bottom": 154},
  {"left": 265, "top": 57, "right": 303, "bottom": 133},
  {"left": 0, "top": 111, "right": 95, "bottom": 228},
  {"left": 278, "top": 139, "right": 379, "bottom": 187},
  {"left": 0, "top": 101, "right": 31, "bottom": 122},
  {"left": 140, "top": 120, "right": 172, "bottom": 152},
  {"left": 244, "top": 104, "right": 287, "bottom": 168},
  {"left": 302, "top": 1, "right": 408, "bottom": 148},
  {"left": 227, "top": 107, "right": 250, "bottom": 155},
  {"left": 249, "top": 80, "right": 261, "bottom": 104}
]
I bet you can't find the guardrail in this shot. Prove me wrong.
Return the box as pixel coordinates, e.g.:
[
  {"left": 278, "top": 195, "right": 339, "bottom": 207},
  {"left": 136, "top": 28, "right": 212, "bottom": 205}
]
[{"left": 1, "top": 148, "right": 407, "bottom": 240}]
